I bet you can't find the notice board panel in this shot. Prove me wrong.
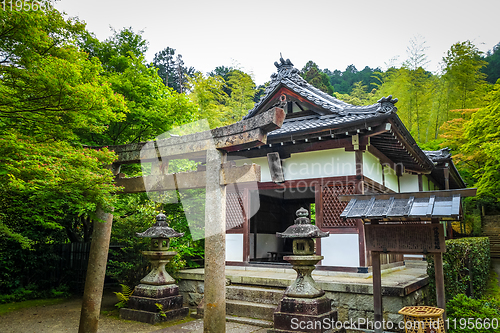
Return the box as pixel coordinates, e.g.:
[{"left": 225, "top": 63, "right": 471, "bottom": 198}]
[{"left": 365, "top": 224, "right": 445, "bottom": 253}]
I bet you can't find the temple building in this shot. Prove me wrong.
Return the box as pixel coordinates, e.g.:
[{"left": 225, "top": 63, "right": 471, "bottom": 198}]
[{"left": 223, "top": 58, "right": 465, "bottom": 271}]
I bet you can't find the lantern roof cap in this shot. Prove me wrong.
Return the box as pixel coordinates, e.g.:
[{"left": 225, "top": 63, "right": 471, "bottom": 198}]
[
  {"left": 136, "top": 213, "right": 184, "bottom": 239},
  {"left": 277, "top": 207, "right": 329, "bottom": 239}
]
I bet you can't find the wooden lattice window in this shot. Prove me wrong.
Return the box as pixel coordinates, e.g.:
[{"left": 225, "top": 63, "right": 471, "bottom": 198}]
[
  {"left": 321, "top": 185, "right": 357, "bottom": 227},
  {"left": 226, "top": 191, "right": 245, "bottom": 230}
]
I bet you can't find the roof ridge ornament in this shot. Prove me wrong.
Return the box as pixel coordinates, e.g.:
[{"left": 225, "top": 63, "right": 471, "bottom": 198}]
[
  {"left": 376, "top": 95, "right": 398, "bottom": 113},
  {"left": 274, "top": 54, "right": 294, "bottom": 68},
  {"left": 271, "top": 55, "right": 302, "bottom": 82}
]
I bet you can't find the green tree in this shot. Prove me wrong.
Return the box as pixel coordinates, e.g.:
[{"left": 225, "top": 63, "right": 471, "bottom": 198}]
[
  {"left": 443, "top": 41, "right": 488, "bottom": 110},
  {"left": 460, "top": 82, "right": 500, "bottom": 200},
  {"left": 225, "top": 69, "right": 256, "bottom": 120},
  {"left": 0, "top": 3, "right": 126, "bottom": 294},
  {"left": 300, "top": 61, "right": 334, "bottom": 95},
  {"left": 187, "top": 72, "right": 228, "bottom": 128},
  {"left": 482, "top": 42, "right": 500, "bottom": 84},
  {"left": 152, "top": 47, "right": 195, "bottom": 93},
  {"left": 402, "top": 36, "right": 432, "bottom": 142},
  {"left": 187, "top": 68, "right": 257, "bottom": 127},
  {"left": 79, "top": 28, "right": 198, "bottom": 145}
]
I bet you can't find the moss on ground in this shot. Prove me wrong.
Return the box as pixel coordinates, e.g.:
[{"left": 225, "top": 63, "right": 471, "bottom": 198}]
[{"left": 0, "top": 298, "right": 67, "bottom": 316}]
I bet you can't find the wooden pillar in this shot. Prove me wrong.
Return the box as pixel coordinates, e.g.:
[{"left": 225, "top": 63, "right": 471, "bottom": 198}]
[
  {"left": 434, "top": 252, "right": 446, "bottom": 310},
  {"left": 355, "top": 150, "right": 364, "bottom": 194},
  {"left": 443, "top": 164, "right": 450, "bottom": 190},
  {"left": 243, "top": 188, "right": 250, "bottom": 263},
  {"left": 204, "top": 148, "right": 227, "bottom": 333},
  {"left": 79, "top": 165, "right": 119, "bottom": 333},
  {"left": 372, "top": 251, "right": 383, "bottom": 333}
]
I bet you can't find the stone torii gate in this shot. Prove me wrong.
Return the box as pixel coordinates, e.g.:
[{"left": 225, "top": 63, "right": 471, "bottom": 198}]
[{"left": 78, "top": 108, "right": 285, "bottom": 333}]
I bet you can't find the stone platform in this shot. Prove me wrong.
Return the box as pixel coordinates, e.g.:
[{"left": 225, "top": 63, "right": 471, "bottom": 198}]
[
  {"left": 120, "top": 284, "right": 189, "bottom": 324},
  {"left": 175, "top": 261, "right": 429, "bottom": 326}
]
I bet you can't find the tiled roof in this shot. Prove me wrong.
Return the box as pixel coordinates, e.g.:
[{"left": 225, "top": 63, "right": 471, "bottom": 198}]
[
  {"left": 340, "top": 192, "right": 463, "bottom": 220},
  {"left": 268, "top": 113, "right": 382, "bottom": 139},
  {"left": 244, "top": 57, "right": 398, "bottom": 120},
  {"left": 423, "top": 148, "right": 452, "bottom": 163}
]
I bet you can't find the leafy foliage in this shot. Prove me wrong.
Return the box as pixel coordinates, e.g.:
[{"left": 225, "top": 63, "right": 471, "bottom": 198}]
[
  {"left": 447, "top": 294, "right": 500, "bottom": 333},
  {"left": 114, "top": 284, "right": 134, "bottom": 309},
  {"left": 427, "top": 237, "right": 490, "bottom": 304},
  {"left": 79, "top": 28, "right": 198, "bottom": 145},
  {"left": 0, "top": 2, "right": 122, "bottom": 249},
  {"left": 439, "top": 81, "right": 500, "bottom": 204},
  {"left": 187, "top": 68, "right": 256, "bottom": 127}
]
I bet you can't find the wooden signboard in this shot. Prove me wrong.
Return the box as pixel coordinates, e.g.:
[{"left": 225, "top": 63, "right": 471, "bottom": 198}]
[{"left": 365, "top": 224, "right": 445, "bottom": 253}]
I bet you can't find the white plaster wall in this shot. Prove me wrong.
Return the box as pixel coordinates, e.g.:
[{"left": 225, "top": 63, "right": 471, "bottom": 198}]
[
  {"left": 282, "top": 149, "right": 356, "bottom": 181},
  {"left": 238, "top": 149, "right": 356, "bottom": 183},
  {"left": 249, "top": 233, "right": 281, "bottom": 259},
  {"left": 241, "top": 157, "right": 272, "bottom": 182},
  {"left": 399, "top": 173, "right": 419, "bottom": 192},
  {"left": 226, "top": 234, "right": 244, "bottom": 262},
  {"left": 363, "top": 152, "right": 382, "bottom": 184},
  {"left": 320, "top": 234, "right": 360, "bottom": 267},
  {"left": 385, "top": 172, "right": 399, "bottom": 192}
]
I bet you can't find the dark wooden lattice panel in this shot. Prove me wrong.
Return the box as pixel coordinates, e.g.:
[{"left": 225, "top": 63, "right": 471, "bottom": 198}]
[
  {"left": 226, "top": 191, "right": 245, "bottom": 230},
  {"left": 322, "top": 185, "right": 357, "bottom": 227}
]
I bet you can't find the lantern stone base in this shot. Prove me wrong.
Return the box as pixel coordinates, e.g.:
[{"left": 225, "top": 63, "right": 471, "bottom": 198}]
[
  {"left": 120, "top": 283, "right": 188, "bottom": 324},
  {"left": 268, "top": 295, "right": 340, "bottom": 333}
]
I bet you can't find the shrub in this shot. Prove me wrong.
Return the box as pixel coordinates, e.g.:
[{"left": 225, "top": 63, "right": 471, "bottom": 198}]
[
  {"left": 427, "top": 237, "right": 490, "bottom": 304},
  {"left": 447, "top": 294, "right": 500, "bottom": 333}
]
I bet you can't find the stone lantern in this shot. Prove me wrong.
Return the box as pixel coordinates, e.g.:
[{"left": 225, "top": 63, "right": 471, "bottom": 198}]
[
  {"left": 120, "top": 213, "right": 189, "bottom": 324},
  {"left": 269, "top": 207, "right": 338, "bottom": 333}
]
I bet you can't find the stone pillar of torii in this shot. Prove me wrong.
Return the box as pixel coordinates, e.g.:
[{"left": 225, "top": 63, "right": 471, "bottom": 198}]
[{"left": 78, "top": 108, "right": 285, "bottom": 333}]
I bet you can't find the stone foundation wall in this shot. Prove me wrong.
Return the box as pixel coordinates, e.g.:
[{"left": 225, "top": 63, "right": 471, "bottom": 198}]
[
  {"left": 327, "top": 286, "right": 428, "bottom": 332},
  {"left": 177, "top": 266, "right": 430, "bottom": 332},
  {"left": 178, "top": 279, "right": 204, "bottom": 306},
  {"left": 178, "top": 277, "right": 429, "bottom": 322}
]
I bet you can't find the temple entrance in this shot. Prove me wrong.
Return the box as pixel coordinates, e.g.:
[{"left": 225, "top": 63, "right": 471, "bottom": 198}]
[{"left": 249, "top": 186, "right": 315, "bottom": 263}]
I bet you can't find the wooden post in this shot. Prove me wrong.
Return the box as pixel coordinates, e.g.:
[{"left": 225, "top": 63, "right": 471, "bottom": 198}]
[
  {"left": 204, "top": 148, "right": 227, "bottom": 333},
  {"left": 434, "top": 252, "right": 446, "bottom": 309},
  {"left": 243, "top": 188, "right": 250, "bottom": 263},
  {"left": 78, "top": 205, "right": 114, "bottom": 333},
  {"left": 372, "top": 251, "right": 383, "bottom": 333},
  {"left": 443, "top": 165, "right": 450, "bottom": 190},
  {"left": 79, "top": 165, "right": 119, "bottom": 333}
]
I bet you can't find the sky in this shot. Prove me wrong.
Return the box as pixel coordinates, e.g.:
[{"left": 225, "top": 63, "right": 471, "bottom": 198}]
[{"left": 55, "top": 0, "right": 500, "bottom": 85}]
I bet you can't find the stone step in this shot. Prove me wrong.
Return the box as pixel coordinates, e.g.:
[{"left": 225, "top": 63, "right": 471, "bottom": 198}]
[
  {"left": 226, "top": 299, "right": 277, "bottom": 321},
  {"left": 226, "top": 315, "right": 273, "bottom": 327},
  {"left": 226, "top": 285, "right": 284, "bottom": 305}
]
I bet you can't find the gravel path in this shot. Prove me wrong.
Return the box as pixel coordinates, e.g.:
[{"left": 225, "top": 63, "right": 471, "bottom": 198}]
[{"left": 0, "top": 291, "right": 267, "bottom": 333}]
